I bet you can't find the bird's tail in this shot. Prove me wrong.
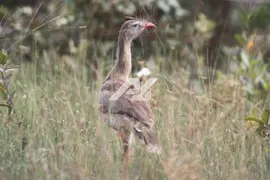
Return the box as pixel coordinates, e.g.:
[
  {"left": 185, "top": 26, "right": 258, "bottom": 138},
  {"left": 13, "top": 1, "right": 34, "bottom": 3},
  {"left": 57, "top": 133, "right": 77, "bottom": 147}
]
[{"left": 134, "top": 125, "right": 161, "bottom": 154}]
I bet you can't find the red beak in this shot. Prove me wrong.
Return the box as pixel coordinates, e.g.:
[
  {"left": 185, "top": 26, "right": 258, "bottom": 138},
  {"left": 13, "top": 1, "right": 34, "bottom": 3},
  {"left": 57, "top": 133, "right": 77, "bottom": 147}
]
[{"left": 145, "top": 22, "right": 156, "bottom": 29}]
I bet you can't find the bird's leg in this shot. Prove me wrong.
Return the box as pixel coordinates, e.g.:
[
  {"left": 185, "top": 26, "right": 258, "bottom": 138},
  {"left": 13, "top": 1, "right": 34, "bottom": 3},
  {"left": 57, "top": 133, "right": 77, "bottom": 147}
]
[
  {"left": 119, "top": 129, "right": 132, "bottom": 179},
  {"left": 119, "top": 129, "right": 131, "bottom": 164}
]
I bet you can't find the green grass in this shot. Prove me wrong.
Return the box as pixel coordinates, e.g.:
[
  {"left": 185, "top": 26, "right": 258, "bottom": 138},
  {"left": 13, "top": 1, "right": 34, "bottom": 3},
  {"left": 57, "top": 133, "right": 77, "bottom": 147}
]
[{"left": 0, "top": 54, "right": 270, "bottom": 180}]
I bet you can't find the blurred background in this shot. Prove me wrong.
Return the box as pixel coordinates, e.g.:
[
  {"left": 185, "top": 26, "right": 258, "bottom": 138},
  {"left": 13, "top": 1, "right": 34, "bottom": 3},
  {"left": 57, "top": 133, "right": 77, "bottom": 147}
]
[
  {"left": 1, "top": 0, "right": 270, "bottom": 95},
  {"left": 1, "top": 0, "right": 270, "bottom": 179}
]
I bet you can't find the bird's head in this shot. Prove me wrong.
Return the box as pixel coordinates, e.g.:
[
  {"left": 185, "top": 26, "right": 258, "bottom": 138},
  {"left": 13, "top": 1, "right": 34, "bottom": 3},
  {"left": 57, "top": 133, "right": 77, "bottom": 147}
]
[{"left": 119, "top": 19, "right": 156, "bottom": 42}]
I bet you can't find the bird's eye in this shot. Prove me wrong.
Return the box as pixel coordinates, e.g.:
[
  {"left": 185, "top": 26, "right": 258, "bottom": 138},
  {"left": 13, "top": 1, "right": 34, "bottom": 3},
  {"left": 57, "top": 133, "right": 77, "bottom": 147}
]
[{"left": 132, "top": 24, "right": 139, "bottom": 28}]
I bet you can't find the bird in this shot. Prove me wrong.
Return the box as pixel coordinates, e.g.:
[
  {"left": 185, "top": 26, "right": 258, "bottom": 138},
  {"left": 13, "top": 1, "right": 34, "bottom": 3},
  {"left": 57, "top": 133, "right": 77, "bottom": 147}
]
[{"left": 99, "top": 19, "right": 160, "bottom": 163}]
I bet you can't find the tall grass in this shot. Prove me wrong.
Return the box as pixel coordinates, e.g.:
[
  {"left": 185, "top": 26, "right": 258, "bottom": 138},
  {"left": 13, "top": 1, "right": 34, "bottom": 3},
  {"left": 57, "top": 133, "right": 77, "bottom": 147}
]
[{"left": 0, "top": 50, "right": 270, "bottom": 180}]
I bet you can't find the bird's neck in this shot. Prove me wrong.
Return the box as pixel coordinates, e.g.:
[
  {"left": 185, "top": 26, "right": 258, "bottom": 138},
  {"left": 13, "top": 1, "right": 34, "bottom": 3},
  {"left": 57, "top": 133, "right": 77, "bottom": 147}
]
[{"left": 110, "top": 35, "right": 132, "bottom": 82}]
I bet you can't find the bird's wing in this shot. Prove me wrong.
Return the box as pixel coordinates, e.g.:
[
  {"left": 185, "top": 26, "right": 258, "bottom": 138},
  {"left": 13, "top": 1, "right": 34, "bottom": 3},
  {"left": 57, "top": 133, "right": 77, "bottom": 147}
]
[{"left": 99, "top": 79, "right": 155, "bottom": 128}]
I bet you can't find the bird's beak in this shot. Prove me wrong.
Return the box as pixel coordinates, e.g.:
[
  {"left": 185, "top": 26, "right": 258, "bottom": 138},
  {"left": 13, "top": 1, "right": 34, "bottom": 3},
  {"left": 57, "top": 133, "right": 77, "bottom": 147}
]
[{"left": 145, "top": 22, "right": 156, "bottom": 29}]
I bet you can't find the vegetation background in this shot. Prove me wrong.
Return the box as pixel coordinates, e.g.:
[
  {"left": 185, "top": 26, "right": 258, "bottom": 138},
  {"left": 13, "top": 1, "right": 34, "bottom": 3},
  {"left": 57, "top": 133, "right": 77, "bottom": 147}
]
[{"left": 0, "top": 0, "right": 270, "bottom": 179}]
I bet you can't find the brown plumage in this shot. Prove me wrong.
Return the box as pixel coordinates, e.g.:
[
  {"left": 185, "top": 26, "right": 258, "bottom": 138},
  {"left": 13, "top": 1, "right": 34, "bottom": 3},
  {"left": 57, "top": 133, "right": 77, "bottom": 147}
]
[{"left": 99, "top": 19, "right": 160, "bottom": 162}]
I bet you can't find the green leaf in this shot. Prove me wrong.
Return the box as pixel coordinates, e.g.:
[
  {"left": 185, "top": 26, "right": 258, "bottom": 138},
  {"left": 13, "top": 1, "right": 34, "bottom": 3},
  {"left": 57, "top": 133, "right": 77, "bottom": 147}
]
[
  {"left": 249, "top": 5, "right": 270, "bottom": 29},
  {"left": 240, "top": 50, "right": 250, "bottom": 67},
  {"left": 244, "top": 116, "right": 264, "bottom": 125},
  {"left": 239, "top": 11, "right": 251, "bottom": 29},
  {"left": 251, "top": 59, "right": 261, "bottom": 66},
  {"left": 0, "top": 6, "right": 7, "bottom": 17},
  {"left": 0, "top": 81, "right": 7, "bottom": 100},
  {"left": 263, "top": 82, "right": 269, "bottom": 90},
  {"left": 195, "top": 13, "right": 216, "bottom": 33},
  {"left": 0, "top": 50, "right": 7, "bottom": 65},
  {"left": 261, "top": 109, "right": 270, "bottom": 125},
  {"left": 235, "top": 34, "right": 245, "bottom": 45}
]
